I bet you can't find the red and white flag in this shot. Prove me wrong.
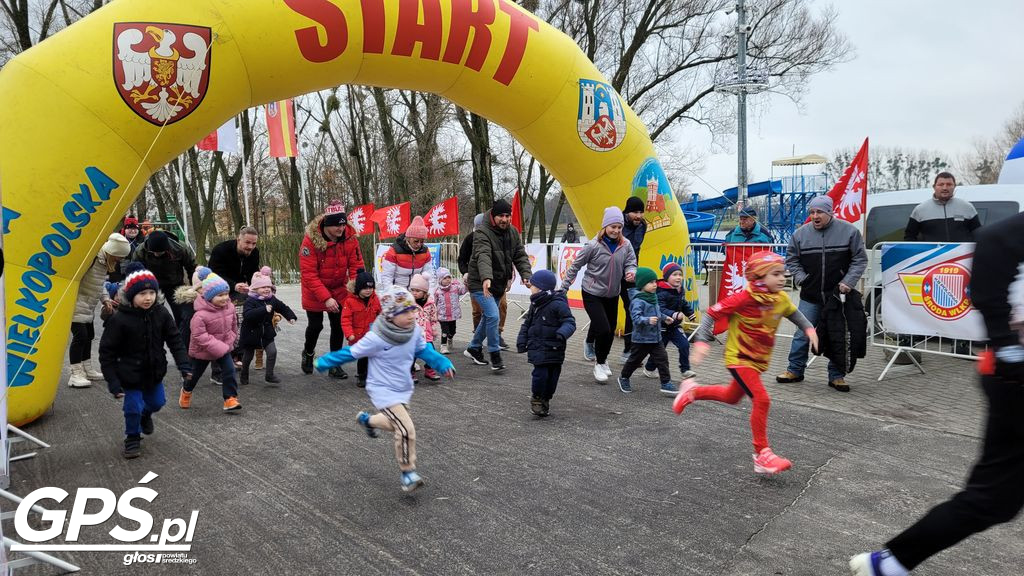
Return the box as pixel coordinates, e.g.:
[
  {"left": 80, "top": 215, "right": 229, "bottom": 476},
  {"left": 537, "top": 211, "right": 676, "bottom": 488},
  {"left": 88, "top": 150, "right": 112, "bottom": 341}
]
[
  {"left": 510, "top": 188, "right": 523, "bottom": 233},
  {"left": 425, "top": 197, "right": 459, "bottom": 238},
  {"left": 715, "top": 244, "right": 752, "bottom": 333},
  {"left": 348, "top": 203, "right": 375, "bottom": 236},
  {"left": 371, "top": 201, "right": 410, "bottom": 239},
  {"left": 266, "top": 99, "right": 298, "bottom": 158},
  {"left": 197, "top": 118, "right": 238, "bottom": 153},
  {"left": 825, "top": 137, "right": 869, "bottom": 223}
]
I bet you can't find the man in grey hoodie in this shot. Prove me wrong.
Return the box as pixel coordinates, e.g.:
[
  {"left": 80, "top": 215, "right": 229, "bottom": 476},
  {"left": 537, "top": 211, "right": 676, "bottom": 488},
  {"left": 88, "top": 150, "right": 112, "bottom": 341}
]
[{"left": 777, "top": 195, "right": 867, "bottom": 392}]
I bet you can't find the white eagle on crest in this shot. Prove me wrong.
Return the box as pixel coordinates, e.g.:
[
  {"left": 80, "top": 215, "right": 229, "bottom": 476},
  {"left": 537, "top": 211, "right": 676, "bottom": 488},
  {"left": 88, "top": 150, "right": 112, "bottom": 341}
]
[
  {"left": 117, "top": 26, "right": 209, "bottom": 123},
  {"left": 724, "top": 261, "right": 747, "bottom": 295},
  {"left": 349, "top": 206, "right": 367, "bottom": 234},
  {"left": 426, "top": 204, "right": 447, "bottom": 235}
]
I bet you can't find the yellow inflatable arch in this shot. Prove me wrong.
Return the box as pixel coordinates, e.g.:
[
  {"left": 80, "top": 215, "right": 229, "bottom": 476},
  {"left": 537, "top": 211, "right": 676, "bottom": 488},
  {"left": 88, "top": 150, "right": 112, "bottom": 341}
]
[{"left": 1, "top": 0, "right": 691, "bottom": 425}]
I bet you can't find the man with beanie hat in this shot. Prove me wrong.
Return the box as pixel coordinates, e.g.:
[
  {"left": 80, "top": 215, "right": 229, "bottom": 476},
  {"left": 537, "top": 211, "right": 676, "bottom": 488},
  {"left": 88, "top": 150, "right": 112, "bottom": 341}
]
[
  {"left": 119, "top": 216, "right": 143, "bottom": 274},
  {"left": 777, "top": 194, "right": 867, "bottom": 392},
  {"left": 300, "top": 199, "right": 364, "bottom": 379},
  {"left": 131, "top": 229, "right": 196, "bottom": 328},
  {"left": 458, "top": 213, "right": 510, "bottom": 345},
  {"left": 724, "top": 206, "right": 774, "bottom": 244},
  {"left": 465, "top": 197, "right": 533, "bottom": 371},
  {"left": 615, "top": 196, "right": 649, "bottom": 362},
  {"left": 380, "top": 216, "right": 436, "bottom": 293},
  {"left": 67, "top": 233, "right": 134, "bottom": 387}
]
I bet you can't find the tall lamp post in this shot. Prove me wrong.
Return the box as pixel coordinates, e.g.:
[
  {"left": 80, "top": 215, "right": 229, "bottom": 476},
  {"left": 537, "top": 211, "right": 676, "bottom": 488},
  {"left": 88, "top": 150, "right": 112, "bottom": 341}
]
[{"left": 714, "top": 0, "right": 769, "bottom": 210}]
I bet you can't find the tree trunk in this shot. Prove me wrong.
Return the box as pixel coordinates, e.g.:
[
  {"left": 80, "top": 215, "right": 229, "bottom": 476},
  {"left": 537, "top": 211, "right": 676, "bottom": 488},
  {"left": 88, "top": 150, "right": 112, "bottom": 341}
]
[
  {"left": 372, "top": 87, "right": 409, "bottom": 203},
  {"left": 547, "top": 190, "right": 567, "bottom": 243},
  {"left": 456, "top": 108, "right": 494, "bottom": 213}
]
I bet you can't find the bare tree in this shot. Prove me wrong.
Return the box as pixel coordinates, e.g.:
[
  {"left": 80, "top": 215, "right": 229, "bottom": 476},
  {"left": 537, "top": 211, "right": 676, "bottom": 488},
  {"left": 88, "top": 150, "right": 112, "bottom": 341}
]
[{"left": 958, "top": 101, "right": 1024, "bottom": 184}]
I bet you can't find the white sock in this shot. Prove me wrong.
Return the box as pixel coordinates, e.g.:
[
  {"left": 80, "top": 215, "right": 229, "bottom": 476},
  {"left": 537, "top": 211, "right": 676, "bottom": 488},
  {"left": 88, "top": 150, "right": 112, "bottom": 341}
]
[{"left": 878, "top": 550, "right": 909, "bottom": 576}]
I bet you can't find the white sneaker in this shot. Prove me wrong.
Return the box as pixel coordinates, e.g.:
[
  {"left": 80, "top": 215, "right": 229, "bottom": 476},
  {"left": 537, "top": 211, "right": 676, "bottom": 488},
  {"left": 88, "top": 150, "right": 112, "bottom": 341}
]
[
  {"left": 681, "top": 370, "right": 697, "bottom": 380},
  {"left": 599, "top": 363, "right": 613, "bottom": 377},
  {"left": 440, "top": 343, "right": 450, "bottom": 355},
  {"left": 593, "top": 364, "right": 608, "bottom": 383},
  {"left": 642, "top": 368, "right": 657, "bottom": 379}
]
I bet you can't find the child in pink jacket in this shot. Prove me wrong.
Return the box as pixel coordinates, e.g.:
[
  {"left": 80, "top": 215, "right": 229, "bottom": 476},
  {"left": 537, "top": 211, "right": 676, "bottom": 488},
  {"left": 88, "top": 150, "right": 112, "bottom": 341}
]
[
  {"left": 179, "top": 272, "right": 242, "bottom": 412},
  {"left": 433, "top": 267, "right": 467, "bottom": 354},
  {"left": 409, "top": 274, "right": 441, "bottom": 382}
]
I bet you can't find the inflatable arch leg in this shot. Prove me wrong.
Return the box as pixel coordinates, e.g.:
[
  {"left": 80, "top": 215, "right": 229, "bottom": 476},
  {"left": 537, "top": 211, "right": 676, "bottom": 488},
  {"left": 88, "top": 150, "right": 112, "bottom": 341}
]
[{"left": 0, "top": 0, "right": 691, "bottom": 425}]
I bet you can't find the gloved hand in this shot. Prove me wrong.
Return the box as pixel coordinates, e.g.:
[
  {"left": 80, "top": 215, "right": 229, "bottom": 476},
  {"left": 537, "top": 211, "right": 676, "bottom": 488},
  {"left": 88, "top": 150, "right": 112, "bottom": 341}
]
[
  {"left": 994, "top": 345, "right": 1024, "bottom": 382},
  {"left": 107, "top": 380, "right": 124, "bottom": 398}
]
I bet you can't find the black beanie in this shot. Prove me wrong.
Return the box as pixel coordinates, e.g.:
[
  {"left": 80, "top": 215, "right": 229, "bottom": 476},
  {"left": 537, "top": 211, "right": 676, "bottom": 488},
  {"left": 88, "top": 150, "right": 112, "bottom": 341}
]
[
  {"left": 146, "top": 231, "right": 171, "bottom": 252},
  {"left": 492, "top": 199, "right": 513, "bottom": 216},
  {"left": 355, "top": 271, "right": 375, "bottom": 294},
  {"left": 624, "top": 196, "right": 644, "bottom": 214}
]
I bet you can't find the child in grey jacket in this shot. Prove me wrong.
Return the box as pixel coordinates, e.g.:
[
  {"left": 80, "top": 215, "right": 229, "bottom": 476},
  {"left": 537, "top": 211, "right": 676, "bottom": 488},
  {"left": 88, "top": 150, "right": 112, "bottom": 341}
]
[{"left": 617, "top": 267, "right": 675, "bottom": 396}]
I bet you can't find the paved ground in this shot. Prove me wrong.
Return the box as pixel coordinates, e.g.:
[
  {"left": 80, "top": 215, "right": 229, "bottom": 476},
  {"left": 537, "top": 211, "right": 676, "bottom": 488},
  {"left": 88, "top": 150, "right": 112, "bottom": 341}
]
[{"left": 4, "top": 283, "right": 1020, "bottom": 575}]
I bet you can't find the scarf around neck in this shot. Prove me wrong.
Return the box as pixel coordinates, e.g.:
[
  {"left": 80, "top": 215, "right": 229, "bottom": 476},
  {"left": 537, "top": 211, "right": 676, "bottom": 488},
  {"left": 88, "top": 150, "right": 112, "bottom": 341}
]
[
  {"left": 371, "top": 316, "right": 415, "bottom": 345},
  {"left": 745, "top": 278, "right": 785, "bottom": 306},
  {"left": 635, "top": 289, "right": 658, "bottom": 305}
]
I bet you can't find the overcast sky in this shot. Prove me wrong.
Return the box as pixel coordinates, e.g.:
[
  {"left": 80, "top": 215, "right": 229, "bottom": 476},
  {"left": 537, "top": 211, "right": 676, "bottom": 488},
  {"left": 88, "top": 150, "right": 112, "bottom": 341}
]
[{"left": 682, "top": 0, "right": 1024, "bottom": 197}]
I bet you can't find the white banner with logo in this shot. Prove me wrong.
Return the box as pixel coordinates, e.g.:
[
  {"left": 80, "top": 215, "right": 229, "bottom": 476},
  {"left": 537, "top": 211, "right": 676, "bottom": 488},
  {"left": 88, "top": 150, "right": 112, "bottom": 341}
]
[
  {"left": 373, "top": 244, "right": 390, "bottom": 285},
  {"left": 880, "top": 242, "right": 985, "bottom": 340},
  {"left": 509, "top": 243, "right": 548, "bottom": 296},
  {"left": 555, "top": 243, "right": 586, "bottom": 308}
]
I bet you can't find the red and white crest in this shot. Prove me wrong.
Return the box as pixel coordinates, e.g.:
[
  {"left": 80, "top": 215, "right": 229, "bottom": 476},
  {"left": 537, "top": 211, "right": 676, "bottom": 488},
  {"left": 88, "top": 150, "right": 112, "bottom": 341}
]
[{"left": 113, "top": 22, "right": 212, "bottom": 126}]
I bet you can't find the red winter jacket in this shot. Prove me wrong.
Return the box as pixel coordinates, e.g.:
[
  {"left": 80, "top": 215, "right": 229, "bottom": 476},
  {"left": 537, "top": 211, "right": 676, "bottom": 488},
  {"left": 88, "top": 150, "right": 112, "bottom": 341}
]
[
  {"left": 299, "top": 215, "right": 364, "bottom": 312},
  {"left": 341, "top": 291, "right": 381, "bottom": 343}
]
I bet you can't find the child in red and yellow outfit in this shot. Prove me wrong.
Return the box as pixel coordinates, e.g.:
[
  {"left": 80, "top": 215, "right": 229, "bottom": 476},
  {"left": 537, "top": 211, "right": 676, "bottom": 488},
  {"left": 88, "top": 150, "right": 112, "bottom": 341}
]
[{"left": 673, "top": 251, "right": 818, "bottom": 474}]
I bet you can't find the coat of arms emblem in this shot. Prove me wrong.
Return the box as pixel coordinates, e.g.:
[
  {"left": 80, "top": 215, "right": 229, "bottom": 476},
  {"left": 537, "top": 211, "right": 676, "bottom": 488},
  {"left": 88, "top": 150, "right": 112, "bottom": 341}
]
[
  {"left": 577, "top": 79, "right": 626, "bottom": 152},
  {"left": 113, "top": 22, "right": 212, "bottom": 126}
]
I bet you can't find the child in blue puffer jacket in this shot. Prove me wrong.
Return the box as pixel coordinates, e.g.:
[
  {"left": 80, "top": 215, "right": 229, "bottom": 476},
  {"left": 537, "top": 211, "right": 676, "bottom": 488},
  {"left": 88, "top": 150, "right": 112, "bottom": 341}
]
[
  {"left": 516, "top": 270, "right": 576, "bottom": 417},
  {"left": 643, "top": 262, "right": 696, "bottom": 380},
  {"left": 618, "top": 267, "right": 675, "bottom": 396}
]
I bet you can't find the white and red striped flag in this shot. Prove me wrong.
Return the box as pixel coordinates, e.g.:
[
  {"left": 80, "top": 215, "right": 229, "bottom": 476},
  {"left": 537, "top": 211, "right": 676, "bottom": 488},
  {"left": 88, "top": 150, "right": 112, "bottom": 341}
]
[{"left": 197, "top": 118, "right": 238, "bottom": 153}]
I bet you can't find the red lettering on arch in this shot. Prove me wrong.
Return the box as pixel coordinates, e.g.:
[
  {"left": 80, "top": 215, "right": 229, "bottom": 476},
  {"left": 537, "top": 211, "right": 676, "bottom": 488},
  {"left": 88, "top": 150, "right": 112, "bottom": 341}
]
[
  {"left": 360, "top": 0, "right": 386, "bottom": 54},
  {"left": 392, "top": 0, "right": 443, "bottom": 60},
  {"left": 285, "top": 0, "right": 348, "bottom": 63},
  {"left": 442, "top": 0, "right": 496, "bottom": 71},
  {"left": 494, "top": 0, "right": 539, "bottom": 85}
]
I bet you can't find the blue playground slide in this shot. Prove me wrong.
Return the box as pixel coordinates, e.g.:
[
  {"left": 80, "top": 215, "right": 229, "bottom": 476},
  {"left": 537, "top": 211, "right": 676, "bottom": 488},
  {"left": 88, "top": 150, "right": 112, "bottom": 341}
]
[{"left": 681, "top": 179, "right": 782, "bottom": 236}]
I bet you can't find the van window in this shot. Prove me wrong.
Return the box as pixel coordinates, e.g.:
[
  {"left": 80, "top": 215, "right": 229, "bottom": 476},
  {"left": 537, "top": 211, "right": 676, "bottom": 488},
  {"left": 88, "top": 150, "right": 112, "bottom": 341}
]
[{"left": 866, "top": 200, "right": 1019, "bottom": 247}]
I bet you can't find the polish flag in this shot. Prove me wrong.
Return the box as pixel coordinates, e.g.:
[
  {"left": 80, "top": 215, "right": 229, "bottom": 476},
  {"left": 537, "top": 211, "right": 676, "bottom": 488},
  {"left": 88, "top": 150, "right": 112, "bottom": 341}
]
[
  {"left": 197, "top": 118, "right": 238, "bottom": 153},
  {"left": 267, "top": 99, "right": 298, "bottom": 158}
]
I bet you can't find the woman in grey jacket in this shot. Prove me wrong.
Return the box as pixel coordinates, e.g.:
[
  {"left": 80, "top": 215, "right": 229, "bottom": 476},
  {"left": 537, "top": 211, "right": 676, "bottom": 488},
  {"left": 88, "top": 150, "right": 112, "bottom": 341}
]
[{"left": 562, "top": 207, "right": 637, "bottom": 382}]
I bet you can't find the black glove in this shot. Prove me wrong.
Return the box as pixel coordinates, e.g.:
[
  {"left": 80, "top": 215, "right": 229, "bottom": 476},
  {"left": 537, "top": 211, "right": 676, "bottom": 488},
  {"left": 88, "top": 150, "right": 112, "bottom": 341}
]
[
  {"left": 107, "top": 380, "right": 124, "bottom": 398},
  {"left": 995, "top": 345, "right": 1024, "bottom": 382}
]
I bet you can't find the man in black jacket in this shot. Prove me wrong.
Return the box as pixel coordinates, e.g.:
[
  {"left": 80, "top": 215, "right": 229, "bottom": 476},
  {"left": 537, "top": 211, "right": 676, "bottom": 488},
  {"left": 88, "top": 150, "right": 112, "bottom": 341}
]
[
  {"left": 208, "top": 226, "right": 261, "bottom": 303},
  {"left": 849, "top": 211, "right": 1024, "bottom": 576},
  {"left": 131, "top": 230, "right": 196, "bottom": 327}
]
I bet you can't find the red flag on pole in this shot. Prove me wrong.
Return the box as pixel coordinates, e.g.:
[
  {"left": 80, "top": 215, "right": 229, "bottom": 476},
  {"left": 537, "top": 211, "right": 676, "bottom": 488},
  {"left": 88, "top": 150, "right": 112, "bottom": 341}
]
[
  {"left": 425, "top": 197, "right": 460, "bottom": 238},
  {"left": 824, "top": 138, "right": 868, "bottom": 223},
  {"left": 371, "top": 202, "right": 411, "bottom": 239},
  {"left": 348, "top": 203, "right": 375, "bottom": 236},
  {"left": 266, "top": 99, "right": 298, "bottom": 158},
  {"left": 510, "top": 188, "right": 523, "bottom": 233},
  {"left": 197, "top": 119, "right": 238, "bottom": 153}
]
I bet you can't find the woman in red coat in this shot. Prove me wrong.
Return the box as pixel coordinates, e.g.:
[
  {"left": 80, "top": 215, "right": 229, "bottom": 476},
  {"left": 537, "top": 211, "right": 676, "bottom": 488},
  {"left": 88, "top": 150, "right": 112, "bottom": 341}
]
[{"left": 300, "top": 200, "right": 363, "bottom": 378}]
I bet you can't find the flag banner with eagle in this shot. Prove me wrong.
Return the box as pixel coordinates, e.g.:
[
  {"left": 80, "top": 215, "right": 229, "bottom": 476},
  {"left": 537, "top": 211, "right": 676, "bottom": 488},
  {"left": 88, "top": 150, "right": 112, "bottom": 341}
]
[
  {"left": 267, "top": 99, "right": 298, "bottom": 158},
  {"left": 371, "top": 202, "right": 410, "bottom": 239},
  {"left": 114, "top": 23, "right": 212, "bottom": 126},
  {"left": 348, "top": 203, "right": 375, "bottom": 236},
  {"left": 825, "top": 138, "right": 869, "bottom": 223},
  {"left": 425, "top": 197, "right": 459, "bottom": 238}
]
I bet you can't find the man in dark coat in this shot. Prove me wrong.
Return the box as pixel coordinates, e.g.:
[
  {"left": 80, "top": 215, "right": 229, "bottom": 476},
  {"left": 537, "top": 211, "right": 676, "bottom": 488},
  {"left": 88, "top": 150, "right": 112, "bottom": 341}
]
[
  {"left": 131, "top": 230, "right": 196, "bottom": 327},
  {"left": 208, "top": 226, "right": 261, "bottom": 304},
  {"left": 459, "top": 212, "right": 509, "bottom": 347},
  {"left": 465, "top": 199, "right": 532, "bottom": 372}
]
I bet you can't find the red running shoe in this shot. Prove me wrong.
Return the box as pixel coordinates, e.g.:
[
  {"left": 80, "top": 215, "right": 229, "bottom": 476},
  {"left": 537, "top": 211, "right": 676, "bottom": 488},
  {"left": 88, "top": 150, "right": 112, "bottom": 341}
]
[
  {"left": 753, "top": 447, "right": 792, "bottom": 474},
  {"left": 672, "top": 378, "right": 700, "bottom": 415}
]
